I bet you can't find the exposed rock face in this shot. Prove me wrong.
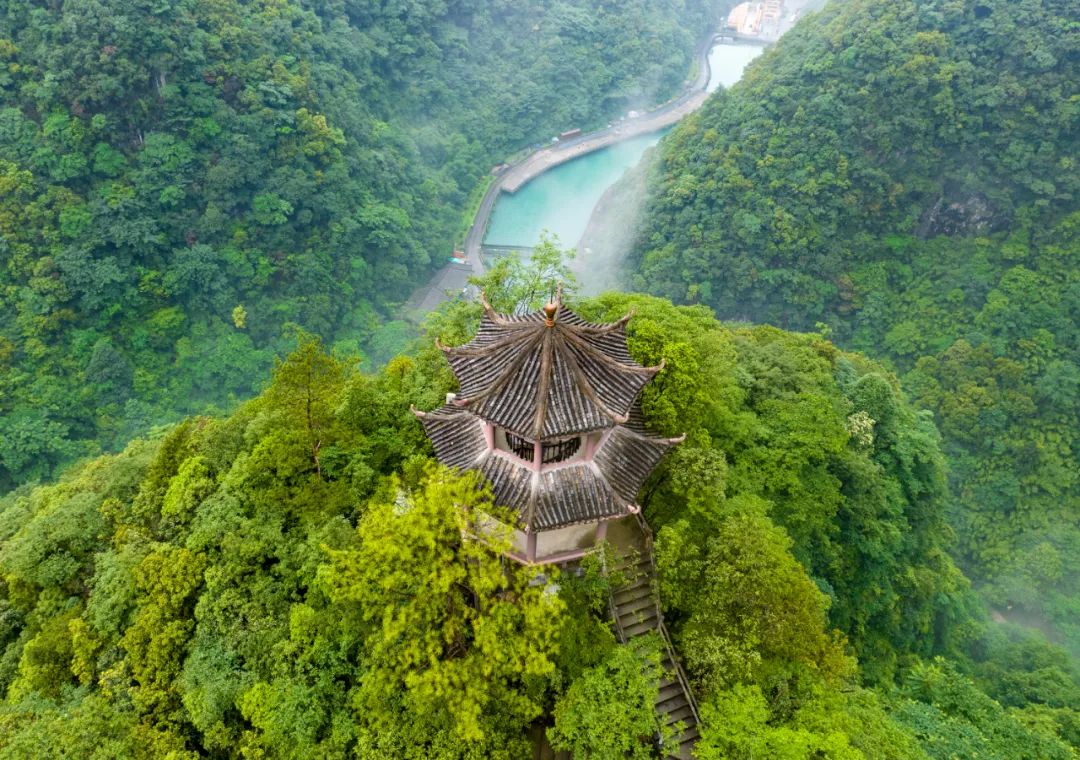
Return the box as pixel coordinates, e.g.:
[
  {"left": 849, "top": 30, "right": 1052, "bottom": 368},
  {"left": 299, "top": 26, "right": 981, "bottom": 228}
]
[{"left": 918, "top": 194, "right": 998, "bottom": 237}]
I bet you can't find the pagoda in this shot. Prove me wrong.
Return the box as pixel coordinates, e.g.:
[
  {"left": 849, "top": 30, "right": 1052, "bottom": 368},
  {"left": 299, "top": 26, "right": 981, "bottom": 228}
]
[{"left": 415, "top": 292, "right": 682, "bottom": 564}]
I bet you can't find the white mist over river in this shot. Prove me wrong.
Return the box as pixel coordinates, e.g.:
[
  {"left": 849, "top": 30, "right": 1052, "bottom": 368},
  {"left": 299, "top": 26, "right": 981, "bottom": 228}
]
[
  {"left": 483, "top": 43, "right": 763, "bottom": 251},
  {"left": 706, "top": 43, "right": 764, "bottom": 92}
]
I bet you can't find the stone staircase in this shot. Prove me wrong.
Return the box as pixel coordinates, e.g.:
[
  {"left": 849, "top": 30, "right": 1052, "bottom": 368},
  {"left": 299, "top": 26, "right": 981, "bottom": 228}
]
[{"left": 609, "top": 538, "right": 700, "bottom": 759}]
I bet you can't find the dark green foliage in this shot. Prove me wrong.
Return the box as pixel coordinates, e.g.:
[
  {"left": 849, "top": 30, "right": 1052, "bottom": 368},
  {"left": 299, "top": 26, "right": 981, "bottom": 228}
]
[
  {"left": 0, "top": 693, "right": 194, "bottom": 760},
  {"left": 0, "top": 296, "right": 1076, "bottom": 755},
  {"left": 548, "top": 635, "right": 667, "bottom": 759},
  {"left": 631, "top": 0, "right": 1080, "bottom": 656},
  {"left": 0, "top": 334, "right": 457, "bottom": 754},
  {"left": 580, "top": 294, "right": 968, "bottom": 683},
  {"left": 578, "top": 293, "right": 1079, "bottom": 755},
  {"left": 0, "top": 0, "right": 719, "bottom": 489},
  {"left": 635, "top": 0, "right": 1078, "bottom": 317},
  {"left": 893, "top": 658, "right": 1075, "bottom": 760}
]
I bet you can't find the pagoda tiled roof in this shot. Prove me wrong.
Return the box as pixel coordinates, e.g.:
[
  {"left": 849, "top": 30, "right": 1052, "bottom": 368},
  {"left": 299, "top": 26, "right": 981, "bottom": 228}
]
[
  {"left": 438, "top": 298, "right": 663, "bottom": 439},
  {"left": 415, "top": 404, "right": 681, "bottom": 531}
]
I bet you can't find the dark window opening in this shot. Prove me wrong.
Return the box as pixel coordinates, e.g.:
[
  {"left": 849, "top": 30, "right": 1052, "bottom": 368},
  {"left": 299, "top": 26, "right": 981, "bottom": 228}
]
[
  {"left": 542, "top": 437, "right": 580, "bottom": 464},
  {"left": 504, "top": 432, "right": 582, "bottom": 464},
  {"left": 506, "top": 431, "right": 534, "bottom": 462}
]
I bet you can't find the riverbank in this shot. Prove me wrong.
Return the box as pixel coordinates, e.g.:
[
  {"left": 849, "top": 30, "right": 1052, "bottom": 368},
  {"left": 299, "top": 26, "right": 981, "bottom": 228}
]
[
  {"left": 495, "top": 30, "right": 722, "bottom": 196},
  {"left": 406, "top": 30, "right": 758, "bottom": 318},
  {"left": 498, "top": 91, "right": 709, "bottom": 195},
  {"left": 462, "top": 29, "right": 726, "bottom": 274},
  {"left": 483, "top": 131, "right": 669, "bottom": 251}
]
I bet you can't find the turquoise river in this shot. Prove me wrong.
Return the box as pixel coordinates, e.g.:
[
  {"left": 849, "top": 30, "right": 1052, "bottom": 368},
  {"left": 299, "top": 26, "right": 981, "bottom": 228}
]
[{"left": 483, "top": 43, "right": 764, "bottom": 249}]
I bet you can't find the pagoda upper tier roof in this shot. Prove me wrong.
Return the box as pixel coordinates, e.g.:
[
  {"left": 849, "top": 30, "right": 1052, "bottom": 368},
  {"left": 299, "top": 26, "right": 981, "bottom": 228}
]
[
  {"left": 415, "top": 403, "right": 681, "bottom": 531},
  {"left": 439, "top": 297, "right": 663, "bottom": 439}
]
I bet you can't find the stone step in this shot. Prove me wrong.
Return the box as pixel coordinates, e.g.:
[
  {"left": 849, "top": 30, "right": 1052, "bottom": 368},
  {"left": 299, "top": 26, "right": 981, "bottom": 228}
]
[
  {"left": 606, "top": 543, "right": 698, "bottom": 760},
  {"left": 660, "top": 725, "right": 704, "bottom": 760},
  {"left": 664, "top": 703, "right": 694, "bottom": 727},
  {"left": 616, "top": 572, "right": 650, "bottom": 589},
  {"left": 614, "top": 593, "right": 656, "bottom": 616},
  {"left": 656, "top": 682, "right": 684, "bottom": 705},
  {"left": 612, "top": 579, "right": 652, "bottom": 605},
  {"left": 616, "top": 608, "right": 657, "bottom": 630},
  {"left": 614, "top": 569, "right": 651, "bottom": 583},
  {"left": 666, "top": 726, "right": 700, "bottom": 760},
  {"left": 622, "top": 615, "right": 660, "bottom": 638},
  {"left": 612, "top": 554, "right": 652, "bottom": 573},
  {"left": 612, "top": 560, "right": 651, "bottom": 579},
  {"left": 657, "top": 696, "right": 688, "bottom": 721},
  {"left": 656, "top": 682, "right": 682, "bottom": 708},
  {"left": 677, "top": 726, "right": 700, "bottom": 743},
  {"left": 617, "top": 606, "right": 658, "bottom": 627},
  {"left": 612, "top": 593, "right": 651, "bottom": 614},
  {"left": 613, "top": 571, "right": 651, "bottom": 590}
]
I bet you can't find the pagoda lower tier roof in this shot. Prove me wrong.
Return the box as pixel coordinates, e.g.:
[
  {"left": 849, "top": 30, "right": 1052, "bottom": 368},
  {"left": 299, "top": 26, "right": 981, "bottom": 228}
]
[{"left": 415, "top": 404, "right": 680, "bottom": 532}]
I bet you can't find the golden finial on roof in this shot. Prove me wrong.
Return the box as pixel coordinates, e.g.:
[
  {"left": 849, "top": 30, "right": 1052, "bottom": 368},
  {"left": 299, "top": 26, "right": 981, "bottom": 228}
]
[{"left": 543, "top": 303, "right": 558, "bottom": 327}]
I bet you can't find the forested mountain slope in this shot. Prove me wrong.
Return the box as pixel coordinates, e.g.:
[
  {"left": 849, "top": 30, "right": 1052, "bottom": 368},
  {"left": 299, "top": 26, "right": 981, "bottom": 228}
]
[
  {"left": 2, "top": 292, "right": 1077, "bottom": 758},
  {"left": 0, "top": 0, "right": 717, "bottom": 490},
  {"left": 630, "top": 0, "right": 1080, "bottom": 649}
]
